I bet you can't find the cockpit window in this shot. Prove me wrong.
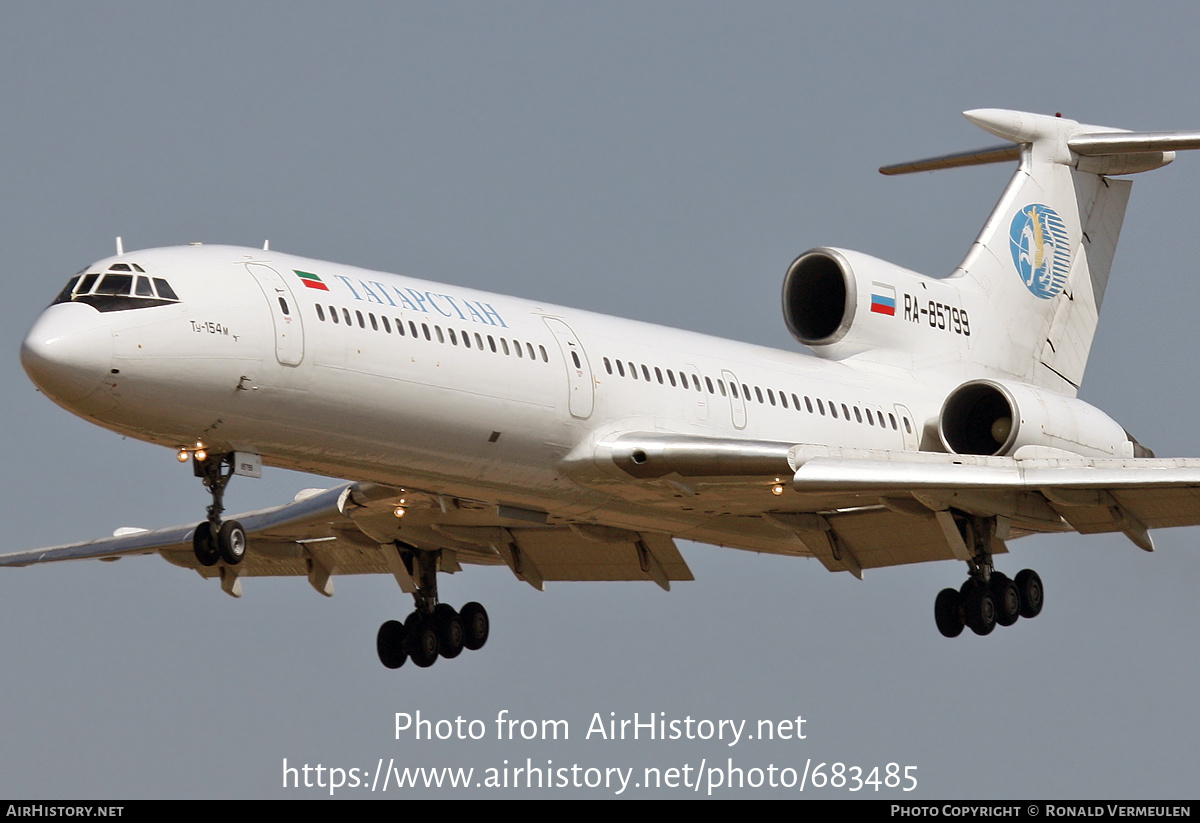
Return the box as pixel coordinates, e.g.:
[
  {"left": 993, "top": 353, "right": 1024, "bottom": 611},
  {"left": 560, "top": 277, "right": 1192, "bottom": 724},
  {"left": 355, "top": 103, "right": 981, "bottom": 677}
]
[
  {"left": 77, "top": 273, "right": 99, "bottom": 294},
  {"left": 51, "top": 264, "right": 181, "bottom": 312},
  {"left": 94, "top": 274, "right": 133, "bottom": 295}
]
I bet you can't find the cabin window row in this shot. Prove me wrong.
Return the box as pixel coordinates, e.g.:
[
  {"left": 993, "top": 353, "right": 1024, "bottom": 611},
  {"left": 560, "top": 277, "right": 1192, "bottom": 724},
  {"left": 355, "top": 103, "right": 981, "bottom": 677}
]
[
  {"left": 601, "top": 355, "right": 909, "bottom": 433},
  {"left": 313, "top": 303, "right": 550, "bottom": 362}
]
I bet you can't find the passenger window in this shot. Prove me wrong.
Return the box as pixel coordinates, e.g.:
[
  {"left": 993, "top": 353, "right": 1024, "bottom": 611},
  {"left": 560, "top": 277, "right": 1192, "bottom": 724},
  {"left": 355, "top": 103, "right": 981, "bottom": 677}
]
[
  {"left": 423, "top": 324, "right": 432, "bottom": 341},
  {"left": 805, "top": 396, "right": 813, "bottom": 413},
  {"left": 488, "top": 335, "right": 497, "bottom": 352},
  {"left": 316, "top": 305, "right": 326, "bottom": 322},
  {"left": 514, "top": 339, "right": 522, "bottom": 358},
  {"left": 330, "top": 307, "right": 340, "bottom": 324},
  {"left": 279, "top": 297, "right": 291, "bottom": 316},
  {"left": 382, "top": 317, "right": 391, "bottom": 333},
  {"left": 842, "top": 403, "right": 850, "bottom": 419},
  {"left": 448, "top": 328, "right": 457, "bottom": 345},
  {"left": 540, "top": 345, "right": 548, "bottom": 362},
  {"left": 435, "top": 326, "right": 445, "bottom": 344},
  {"left": 343, "top": 308, "right": 352, "bottom": 325},
  {"left": 767, "top": 389, "right": 776, "bottom": 406},
  {"left": 718, "top": 381, "right": 727, "bottom": 397},
  {"left": 667, "top": 369, "right": 676, "bottom": 387},
  {"left": 854, "top": 407, "right": 862, "bottom": 423},
  {"left": 604, "top": 357, "right": 612, "bottom": 374},
  {"left": 829, "top": 401, "right": 838, "bottom": 419},
  {"left": 755, "top": 386, "right": 764, "bottom": 404},
  {"left": 865, "top": 408, "right": 873, "bottom": 425},
  {"left": 501, "top": 338, "right": 509, "bottom": 355},
  {"left": 370, "top": 313, "right": 379, "bottom": 331},
  {"left": 462, "top": 330, "right": 470, "bottom": 348},
  {"left": 780, "top": 392, "right": 789, "bottom": 409},
  {"left": 571, "top": 351, "right": 581, "bottom": 368},
  {"left": 654, "top": 367, "right": 663, "bottom": 384},
  {"left": 616, "top": 361, "right": 625, "bottom": 377},
  {"left": 817, "top": 399, "right": 825, "bottom": 415}
]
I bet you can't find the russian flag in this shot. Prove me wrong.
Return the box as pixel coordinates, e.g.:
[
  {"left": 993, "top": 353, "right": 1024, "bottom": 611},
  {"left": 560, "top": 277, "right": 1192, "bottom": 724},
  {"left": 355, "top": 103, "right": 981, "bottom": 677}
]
[{"left": 870, "top": 282, "right": 895, "bottom": 316}]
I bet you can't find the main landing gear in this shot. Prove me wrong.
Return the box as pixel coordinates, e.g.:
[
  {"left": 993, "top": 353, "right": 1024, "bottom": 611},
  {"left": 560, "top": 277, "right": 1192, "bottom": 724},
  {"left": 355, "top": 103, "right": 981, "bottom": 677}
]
[
  {"left": 933, "top": 515, "right": 1044, "bottom": 638},
  {"left": 376, "top": 546, "right": 489, "bottom": 669},
  {"left": 189, "top": 452, "right": 246, "bottom": 568}
]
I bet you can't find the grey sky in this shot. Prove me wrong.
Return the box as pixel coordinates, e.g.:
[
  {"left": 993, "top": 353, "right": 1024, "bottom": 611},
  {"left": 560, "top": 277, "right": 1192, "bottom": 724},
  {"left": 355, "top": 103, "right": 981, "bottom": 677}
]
[{"left": 2, "top": 2, "right": 1198, "bottom": 798}]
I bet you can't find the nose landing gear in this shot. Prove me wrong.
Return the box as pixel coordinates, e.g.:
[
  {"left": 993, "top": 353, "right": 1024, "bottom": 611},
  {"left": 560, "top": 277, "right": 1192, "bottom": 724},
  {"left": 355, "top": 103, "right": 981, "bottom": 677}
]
[{"left": 189, "top": 452, "right": 246, "bottom": 567}]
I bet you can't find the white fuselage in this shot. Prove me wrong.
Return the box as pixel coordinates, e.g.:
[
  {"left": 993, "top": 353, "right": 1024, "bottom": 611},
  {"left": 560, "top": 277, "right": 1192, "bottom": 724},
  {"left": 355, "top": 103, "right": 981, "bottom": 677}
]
[{"left": 23, "top": 244, "right": 973, "bottom": 554}]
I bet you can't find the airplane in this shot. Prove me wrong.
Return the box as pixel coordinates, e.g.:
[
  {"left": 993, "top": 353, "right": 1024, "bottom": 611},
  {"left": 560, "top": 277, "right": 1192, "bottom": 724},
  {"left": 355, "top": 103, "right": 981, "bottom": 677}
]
[{"left": 11, "top": 108, "right": 1200, "bottom": 670}]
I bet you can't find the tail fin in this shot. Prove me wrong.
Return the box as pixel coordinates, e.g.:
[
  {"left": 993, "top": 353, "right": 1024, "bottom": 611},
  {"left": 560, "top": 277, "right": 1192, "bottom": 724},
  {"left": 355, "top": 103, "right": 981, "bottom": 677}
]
[{"left": 884, "top": 109, "right": 1200, "bottom": 395}]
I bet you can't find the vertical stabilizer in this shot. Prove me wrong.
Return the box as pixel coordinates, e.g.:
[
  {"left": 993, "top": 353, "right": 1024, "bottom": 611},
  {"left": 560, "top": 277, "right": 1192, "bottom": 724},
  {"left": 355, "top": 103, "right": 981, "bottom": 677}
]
[{"left": 884, "top": 109, "right": 1200, "bottom": 395}]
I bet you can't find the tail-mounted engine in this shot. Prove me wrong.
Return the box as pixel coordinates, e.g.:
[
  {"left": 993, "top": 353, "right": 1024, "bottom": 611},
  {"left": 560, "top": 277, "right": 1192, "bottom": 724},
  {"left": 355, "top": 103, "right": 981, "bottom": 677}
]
[
  {"left": 783, "top": 247, "right": 970, "bottom": 361},
  {"left": 938, "top": 378, "right": 1140, "bottom": 459}
]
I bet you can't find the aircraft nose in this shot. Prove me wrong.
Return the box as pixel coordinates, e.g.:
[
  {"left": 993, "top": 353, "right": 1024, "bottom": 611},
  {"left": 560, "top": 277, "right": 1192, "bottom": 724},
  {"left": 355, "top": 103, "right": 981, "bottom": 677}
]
[{"left": 20, "top": 303, "right": 113, "bottom": 404}]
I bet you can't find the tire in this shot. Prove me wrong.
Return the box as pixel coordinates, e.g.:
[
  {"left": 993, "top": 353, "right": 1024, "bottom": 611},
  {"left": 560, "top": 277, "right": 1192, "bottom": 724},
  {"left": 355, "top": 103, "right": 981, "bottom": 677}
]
[
  {"left": 192, "top": 522, "right": 220, "bottom": 567},
  {"left": 1015, "top": 569, "right": 1044, "bottom": 618},
  {"left": 990, "top": 573, "right": 1021, "bottom": 627},
  {"left": 962, "top": 580, "right": 996, "bottom": 636},
  {"left": 460, "top": 602, "right": 489, "bottom": 651},
  {"left": 376, "top": 620, "right": 407, "bottom": 669},
  {"left": 405, "top": 612, "right": 439, "bottom": 668},
  {"left": 433, "top": 604, "right": 465, "bottom": 659},
  {"left": 934, "top": 588, "right": 964, "bottom": 638},
  {"left": 217, "top": 520, "right": 247, "bottom": 566}
]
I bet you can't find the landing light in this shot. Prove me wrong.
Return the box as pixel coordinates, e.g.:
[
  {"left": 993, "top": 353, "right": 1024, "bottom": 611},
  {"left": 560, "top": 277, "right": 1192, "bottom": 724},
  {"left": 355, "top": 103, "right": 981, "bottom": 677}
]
[
  {"left": 177, "top": 450, "right": 189, "bottom": 463},
  {"left": 393, "top": 506, "right": 407, "bottom": 518},
  {"left": 771, "top": 484, "right": 785, "bottom": 496},
  {"left": 195, "top": 449, "right": 207, "bottom": 462}
]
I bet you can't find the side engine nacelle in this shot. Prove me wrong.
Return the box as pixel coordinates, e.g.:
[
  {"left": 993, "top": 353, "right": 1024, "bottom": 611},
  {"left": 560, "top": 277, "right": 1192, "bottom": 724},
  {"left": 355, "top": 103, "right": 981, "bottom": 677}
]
[
  {"left": 783, "top": 247, "right": 969, "bottom": 361},
  {"left": 938, "top": 378, "right": 1142, "bottom": 459}
]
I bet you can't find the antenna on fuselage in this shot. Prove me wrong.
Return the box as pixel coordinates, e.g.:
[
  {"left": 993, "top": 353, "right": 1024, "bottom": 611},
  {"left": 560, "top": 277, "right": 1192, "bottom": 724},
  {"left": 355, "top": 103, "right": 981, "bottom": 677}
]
[
  {"left": 115, "top": 236, "right": 124, "bottom": 256},
  {"left": 263, "top": 239, "right": 269, "bottom": 251}
]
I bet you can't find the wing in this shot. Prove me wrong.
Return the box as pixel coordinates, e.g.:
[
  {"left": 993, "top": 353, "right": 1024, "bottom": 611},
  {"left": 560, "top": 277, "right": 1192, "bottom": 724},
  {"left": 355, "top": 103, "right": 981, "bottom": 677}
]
[
  {"left": 565, "top": 433, "right": 1200, "bottom": 577},
  {"left": 0, "top": 481, "right": 692, "bottom": 597}
]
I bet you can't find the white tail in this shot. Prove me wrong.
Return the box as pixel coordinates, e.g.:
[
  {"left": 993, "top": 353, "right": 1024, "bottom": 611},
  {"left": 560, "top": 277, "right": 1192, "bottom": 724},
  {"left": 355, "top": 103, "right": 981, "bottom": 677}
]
[{"left": 884, "top": 109, "right": 1200, "bottom": 395}]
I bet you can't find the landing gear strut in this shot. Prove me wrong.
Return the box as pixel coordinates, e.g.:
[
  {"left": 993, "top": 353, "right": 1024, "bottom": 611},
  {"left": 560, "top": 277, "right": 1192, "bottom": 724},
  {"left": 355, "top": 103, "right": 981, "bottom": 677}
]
[
  {"left": 375, "top": 545, "right": 489, "bottom": 670},
  {"left": 190, "top": 452, "right": 246, "bottom": 567},
  {"left": 934, "top": 513, "right": 1043, "bottom": 638}
]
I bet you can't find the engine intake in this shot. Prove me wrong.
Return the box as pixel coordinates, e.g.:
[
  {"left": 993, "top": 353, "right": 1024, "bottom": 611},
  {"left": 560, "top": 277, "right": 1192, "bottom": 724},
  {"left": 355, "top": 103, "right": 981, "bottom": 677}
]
[
  {"left": 938, "top": 379, "right": 1136, "bottom": 459},
  {"left": 783, "top": 249, "right": 855, "bottom": 346}
]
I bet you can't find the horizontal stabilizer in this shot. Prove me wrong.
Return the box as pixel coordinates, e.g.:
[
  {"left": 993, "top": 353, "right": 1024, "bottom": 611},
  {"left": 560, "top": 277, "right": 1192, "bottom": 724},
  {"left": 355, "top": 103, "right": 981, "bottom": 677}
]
[{"left": 879, "top": 144, "right": 1019, "bottom": 175}]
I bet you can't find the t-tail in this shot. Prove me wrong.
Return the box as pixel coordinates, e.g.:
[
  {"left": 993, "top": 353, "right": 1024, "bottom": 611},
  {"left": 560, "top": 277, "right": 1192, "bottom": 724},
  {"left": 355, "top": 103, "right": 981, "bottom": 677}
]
[{"left": 882, "top": 109, "right": 1200, "bottom": 395}]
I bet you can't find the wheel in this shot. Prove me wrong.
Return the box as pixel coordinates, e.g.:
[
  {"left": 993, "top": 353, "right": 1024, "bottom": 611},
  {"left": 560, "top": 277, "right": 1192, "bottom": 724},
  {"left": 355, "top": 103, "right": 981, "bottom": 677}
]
[
  {"left": 405, "top": 611, "right": 439, "bottom": 668},
  {"left": 460, "top": 602, "right": 489, "bottom": 651},
  {"left": 217, "top": 520, "right": 247, "bottom": 565},
  {"left": 934, "top": 588, "right": 964, "bottom": 638},
  {"left": 990, "top": 573, "right": 1021, "bottom": 627},
  {"left": 433, "top": 604, "right": 465, "bottom": 659},
  {"left": 376, "top": 620, "right": 407, "bottom": 669},
  {"left": 961, "top": 580, "right": 996, "bottom": 636},
  {"left": 1015, "top": 569, "right": 1044, "bottom": 618},
  {"left": 192, "top": 522, "right": 220, "bottom": 567}
]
